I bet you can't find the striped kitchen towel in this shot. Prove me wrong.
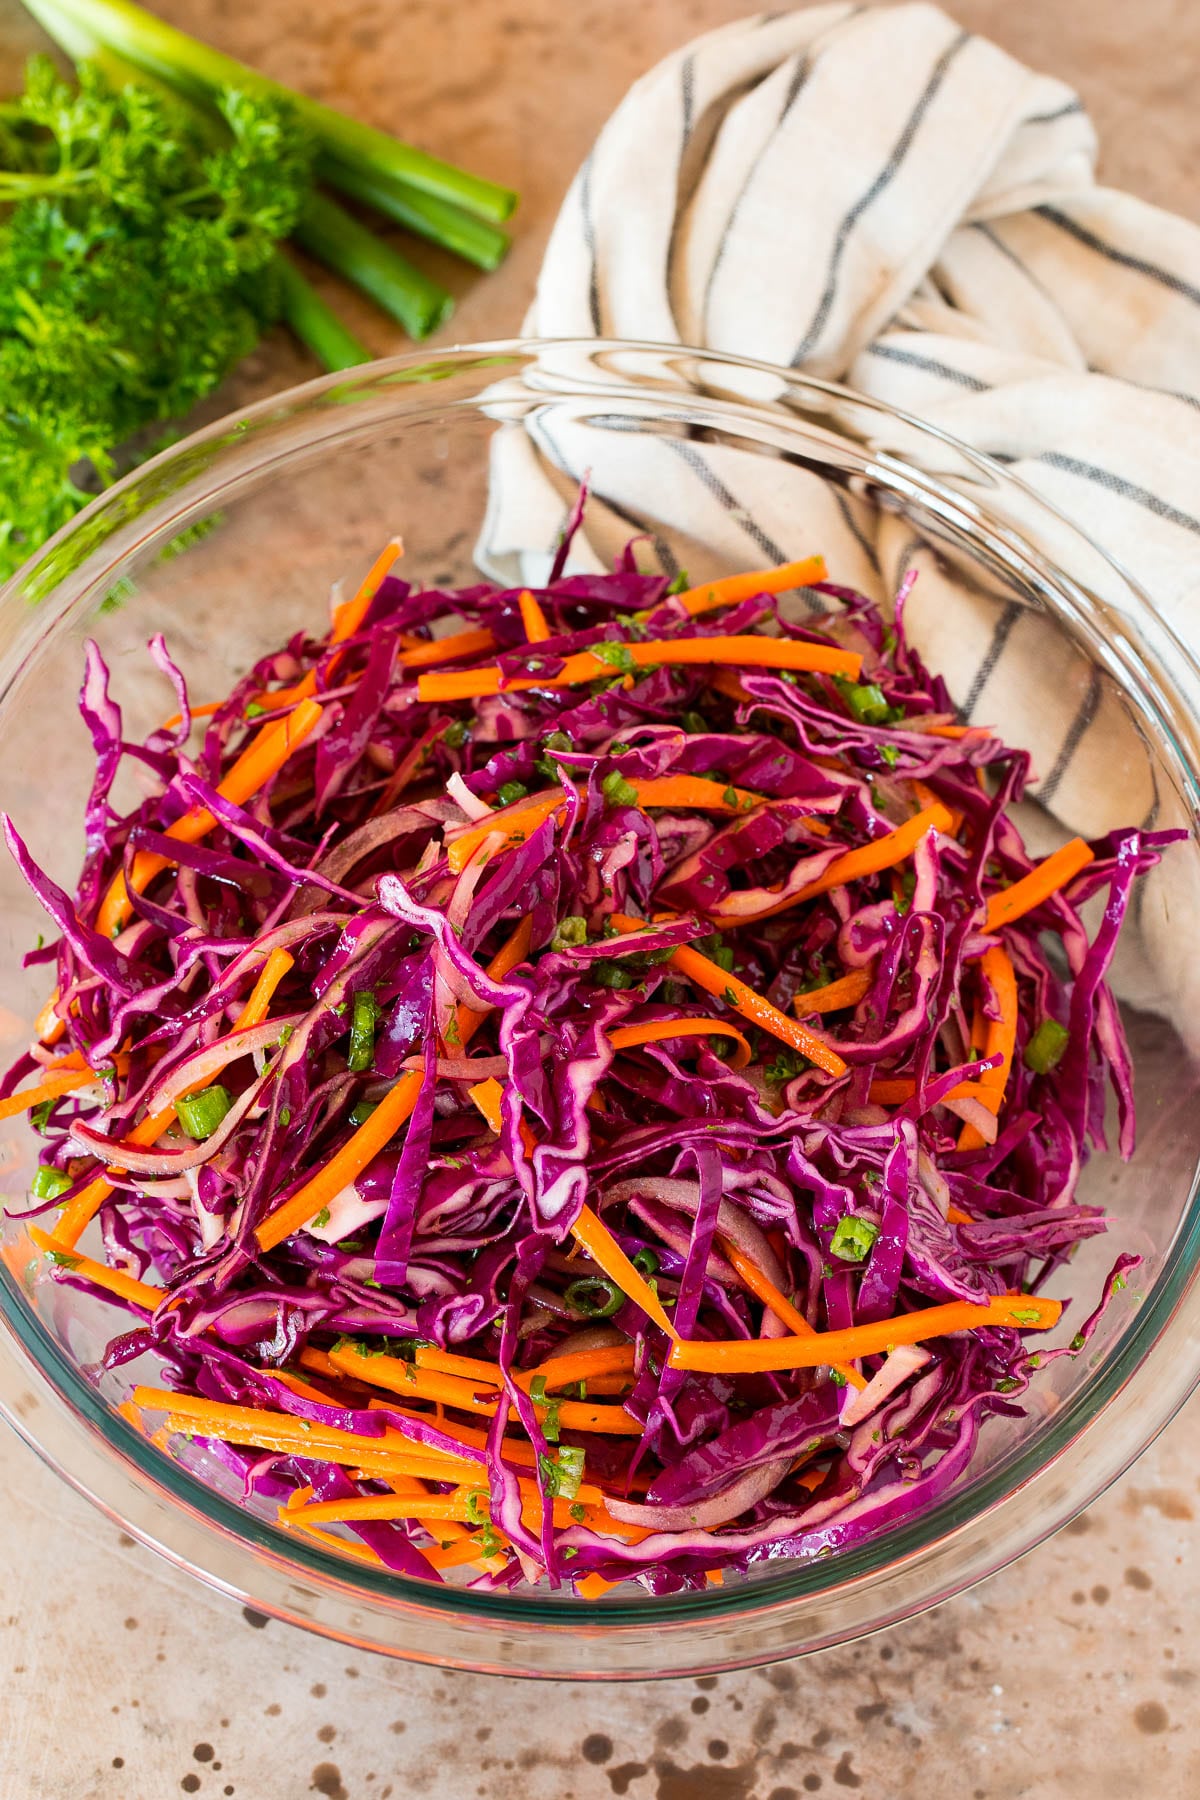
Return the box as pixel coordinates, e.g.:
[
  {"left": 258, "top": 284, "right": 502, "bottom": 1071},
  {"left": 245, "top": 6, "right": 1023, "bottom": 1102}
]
[{"left": 480, "top": 1, "right": 1200, "bottom": 1025}]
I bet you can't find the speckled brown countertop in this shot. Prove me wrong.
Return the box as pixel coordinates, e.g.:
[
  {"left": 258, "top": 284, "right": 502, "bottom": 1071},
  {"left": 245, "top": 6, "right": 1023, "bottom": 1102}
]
[{"left": 1, "top": 2, "right": 1199, "bottom": 1795}]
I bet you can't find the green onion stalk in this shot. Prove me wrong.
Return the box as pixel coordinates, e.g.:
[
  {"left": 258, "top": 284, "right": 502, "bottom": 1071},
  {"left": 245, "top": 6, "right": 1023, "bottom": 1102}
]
[{"left": 23, "top": 0, "right": 517, "bottom": 225}]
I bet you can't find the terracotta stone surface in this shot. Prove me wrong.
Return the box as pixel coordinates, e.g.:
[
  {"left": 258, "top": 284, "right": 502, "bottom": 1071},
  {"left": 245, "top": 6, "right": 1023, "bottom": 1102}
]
[{"left": 2, "top": 2, "right": 1199, "bottom": 1795}]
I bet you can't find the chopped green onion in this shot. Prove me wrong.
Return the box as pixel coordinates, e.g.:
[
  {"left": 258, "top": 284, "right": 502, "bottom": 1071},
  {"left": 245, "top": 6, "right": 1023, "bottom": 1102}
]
[
  {"left": 347, "top": 990, "right": 379, "bottom": 1073},
  {"left": 666, "top": 570, "right": 690, "bottom": 596},
  {"left": 829, "top": 1369, "right": 849, "bottom": 1389},
  {"left": 312, "top": 1207, "right": 332, "bottom": 1229},
  {"left": 829, "top": 1215, "right": 879, "bottom": 1263},
  {"left": 880, "top": 744, "right": 900, "bottom": 768},
  {"left": 569, "top": 1501, "right": 587, "bottom": 1525},
  {"left": 721, "top": 785, "right": 739, "bottom": 808},
  {"left": 681, "top": 710, "right": 708, "bottom": 735},
  {"left": 551, "top": 916, "right": 589, "bottom": 952},
  {"left": 29, "top": 1100, "right": 56, "bottom": 1135},
  {"left": 631, "top": 1247, "right": 660, "bottom": 1280},
  {"left": 443, "top": 719, "right": 469, "bottom": 748},
  {"left": 538, "top": 1444, "right": 586, "bottom": 1501},
  {"left": 496, "top": 780, "right": 529, "bottom": 807},
  {"left": 765, "top": 1046, "right": 810, "bottom": 1084},
  {"left": 591, "top": 962, "right": 637, "bottom": 990},
  {"left": 565, "top": 1274, "right": 623, "bottom": 1318},
  {"left": 244, "top": 700, "right": 267, "bottom": 719},
  {"left": 601, "top": 770, "right": 639, "bottom": 807},
  {"left": 590, "top": 640, "right": 635, "bottom": 673},
  {"left": 1024, "top": 1018, "right": 1069, "bottom": 1074},
  {"left": 31, "top": 1165, "right": 74, "bottom": 1202},
  {"left": 175, "top": 1084, "right": 233, "bottom": 1140}
]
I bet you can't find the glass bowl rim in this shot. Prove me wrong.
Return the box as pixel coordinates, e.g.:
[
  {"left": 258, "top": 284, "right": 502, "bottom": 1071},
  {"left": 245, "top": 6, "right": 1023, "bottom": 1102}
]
[{"left": 2, "top": 335, "right": 1199, "bottom": 1673}]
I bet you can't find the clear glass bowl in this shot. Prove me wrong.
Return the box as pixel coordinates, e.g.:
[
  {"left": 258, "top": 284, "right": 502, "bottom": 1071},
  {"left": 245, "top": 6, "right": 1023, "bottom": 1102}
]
[{"left": 1, "top": 340, "right": 1199, "bottom": 1680}]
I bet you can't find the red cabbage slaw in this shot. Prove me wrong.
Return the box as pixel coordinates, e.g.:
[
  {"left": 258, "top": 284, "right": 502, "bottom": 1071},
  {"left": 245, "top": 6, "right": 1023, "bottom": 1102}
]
[{"left": 1, "top": 530, "right": 1176, "bottom": 1597}]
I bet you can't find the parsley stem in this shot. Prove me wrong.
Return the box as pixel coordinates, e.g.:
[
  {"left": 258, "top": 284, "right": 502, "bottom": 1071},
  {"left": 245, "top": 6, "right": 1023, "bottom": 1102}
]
[
  {"left": 274, "top": 253, "right": 370, "bottom": 372},
  {"left": 36, "top": 0, "right": 518, "bottom": 222},
  {"left": 295, "top": 190, "right": 452, "bottom": 342}
]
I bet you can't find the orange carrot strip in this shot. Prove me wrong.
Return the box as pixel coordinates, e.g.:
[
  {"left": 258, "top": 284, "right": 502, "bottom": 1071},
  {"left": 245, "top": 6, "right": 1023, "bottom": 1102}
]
[
  {"left": 518, "top": 589, "right": 551, "bottom": 643},
  {"left": 278, "top": 1516, "right": 387, "bottom": 1566},
  {"left": 868, "top": 1077, "right": 917, "bottom": 1105},
  {"left": 329, "top": 538, "right": 404, "bottom": 645},
  {"left": 608, "top": 1016, "right": 752, "bottom": 1070},
  {"left": 983, "top": 838, "right": 1094, "bottom": 934},
  {"left": 31, "top": 1227, "right": 162, "bottom": 1312},
  {"left": 630, "top": 776, "right": 764, "bottom": 812},
  {"left": 397, "top": 625, "right": 498, "bottom": 671},
  {"left": 169, "top": 1417, "right": 470, "bottom": 1481},
  {"left": 718, "top": 1237, "right": 865, "bottom": 1391},
  {"left": 608, "top": 913, "right": 846, "bottom": 1079},
  {"left": 327, "top": 1342, "right": 642, "bottom": 1435},
  {"left": 287, "top": 1492, "right": 610, "bottom": 1532},
  {"left": 575, "top": 1572, "right": 618, "bottom": 1599},
  {"left": 668, "top": 1293, "right": 1061, "bottom": 1373},
  {"left": 0, "top": 1067, "right": 100, "bottom": 1120},
  {"left": 947, "top": 1205, "right": 973, "bottom": 1225},
  {"left": 162, "top": 700, "right": 223, "bottom": 731},
  {"left": 672, "top": 555, "right": 828, "bottom": 618},
  {"left": 418, "top": 634, "right": 862, "bottom": 704},
  {"left": 454, "top": 914, "right": 535, "bottom": 1052},
  {"left": 741, "top": 804, "right": 954, "bottom": 924},
  {"left": 791, "top": 970, "right": 873, "bottom": 1017},
  {"left": 570, "top": 1203, "right": 678, "bottom": 1338},
  {"left": 958, "top": 945, "right": 1019, "bottom": 1152},
  {"left": 467, "top": 1077, "right": 505, "bottom": 1135},
  {"left": 142, "top": 1388, "right": 475, "bottom": 1469},
  {"left": 233, "top": 947, "right": 295, "bottom": 1032},
  {"left": 96, "top": 700, "right": 324, "bottom": 938},
  {"left": 528, "top": 1345, "right": 638, "bottom": 1389},
  {"left": 34, "top": 989, "right": 66, "bottom": 1046},
  {"left": 256, "top": 1068, "right": 423, "bottom": 1251}
]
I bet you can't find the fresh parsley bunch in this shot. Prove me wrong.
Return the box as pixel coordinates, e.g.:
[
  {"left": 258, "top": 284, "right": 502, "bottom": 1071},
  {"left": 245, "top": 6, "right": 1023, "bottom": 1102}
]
[{"left": 0, "top": 57, "right": 313, "bottom": 580}]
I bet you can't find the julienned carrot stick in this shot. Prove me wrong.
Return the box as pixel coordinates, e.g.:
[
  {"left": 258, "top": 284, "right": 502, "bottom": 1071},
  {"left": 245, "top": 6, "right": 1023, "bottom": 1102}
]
[
  {"left": 868, "top": 1075, "right": 988, "bottom": 1110},
  {"left": 285, "top": 1491, "right": 613, "bottom": 1531},
  {"left": 31, "top": 1227, "right": 163, "bottom": 1312},
  {"left": 570, "top": 1203, "right": 679, "bottom": 1338},
  {"left": 791, "top": 970, "right": 873, "bottom": 1017},
  {"left": 672, "top": 555, "right": 828, "bottom": 618},
  {"left": 397, "top": 625, "right": 498, "bottom": 671},
  {"left": 983, "top": 838, "right": 1094, "bottom": 933},
  {"left": 518, "top": 589, "right": 551, "bottom": 643},
  {"left": 575, "top": 1572, "right": 618, "bottom": 1599},
  {"left": 608, "top": 913, "right": 847, "bottom": 1079},
  {"left": 162, "top": 700, "right": 223, "bottom": 731},
  {"left": 0, "top": 1066, "right": 100, "bottom": 1120},
  {"left": 417, "top": 634, "right": 863, "bottom": 703},
  {"left": 668, "top": 1293, "right": 1062, "bottom": 1373},
  {"left": 467, "top": 1077, "right": 505, "bottom": 1134},
  {"left": 445, "top": 776, "right": 765, "bottom": 876},
  {"left": 628, "top": 776, "right": 764, "bottom": 812},
  {"left": 329, "top": 538, "right": 404, "bottom": 645},
  {"left": 607, "top": 1016, "right": 752, "bottom": 1069},
  {"left": 718, "top": 1238, "right": 866, "bottom": 1391},
  {"left": 958, "top": 945, "right": 1018, "bottom": 1153},
  {"left": 53, "top": 947, "right": 296, "bottom": 1252},
  {"left": 167, "top": 1416, "right": 471, "bottom": 1482},
  {"left": 327, "top": 1340, "right": 643, "bottom": 1434},
  {"left": 529, "top": 1344, "right": 638, "bottom": 1389},
  {"left": 276, "top": 1514, "right": 386, "bottom": 1566},
  {"left": 95, "top": 699, "right": 324, "bottom": 938},
  {"left": 34, "top": 989, "right": 66, "bottom": 1046},
  {"left": 256, "top": 1068, "right": 424, "bottom": 1251},
  {"left": 139, "top": 1386, "right": 475, "bottom": 1469},
  {"left": 455, "top": 914, "right": 535, "bottom": 1048},
  {"left": 742, "top": 804, "right": 955, "bottom": 923}
]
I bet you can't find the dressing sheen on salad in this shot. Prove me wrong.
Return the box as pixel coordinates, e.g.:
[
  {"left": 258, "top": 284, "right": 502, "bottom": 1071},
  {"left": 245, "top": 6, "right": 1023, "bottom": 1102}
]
[{"left": 1, "top": 520, "right": 1178, "bottom": 1596}]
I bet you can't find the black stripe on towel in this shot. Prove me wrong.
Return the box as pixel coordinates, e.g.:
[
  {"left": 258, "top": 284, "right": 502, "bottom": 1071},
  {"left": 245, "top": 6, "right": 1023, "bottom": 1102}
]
[
  {"left": 1039, "top": 452, "right": 1200, "bottom": 538},
  {"left": 579, "top": 155, "right": 602, "bottom": 334},
  {"left": 790, "top": 28, "right": 971, "bottom": 366},
  {"left": 663, "top": 438, "right": 789, "bottom": 566},
  {"left": 962, "top": 600, "right": 1021, "bottom": 717},
  {"left": 680, "top": 52, "right": 696, "bottom": 149},
  {"left": 1025, "top": 98, "right": 1085, "bottom": 125},
  {"left": 1035, "top": 205, "right": 1200, "bottom": 308},
  {"left": 867, "top": 341, "right": 990, "bottom": 391},
  {"left": 1039, "top": 665, "right": 1102, "bottom": 805}
]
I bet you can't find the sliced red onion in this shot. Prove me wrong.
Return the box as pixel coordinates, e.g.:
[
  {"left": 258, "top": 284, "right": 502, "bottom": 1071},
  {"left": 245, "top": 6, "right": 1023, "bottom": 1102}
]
[
  {"left": 839, "top": 1345, "right": 932, "bottom": 1427},
  {"left": 604, "top": 1456, "right": 792, "bottom": 1531}
]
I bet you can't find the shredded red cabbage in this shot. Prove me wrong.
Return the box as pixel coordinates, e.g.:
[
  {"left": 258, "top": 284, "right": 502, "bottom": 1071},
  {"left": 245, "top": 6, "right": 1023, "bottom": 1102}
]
[{"left": 3, "top": 527, "right": 1178, "bottom": 1596}]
